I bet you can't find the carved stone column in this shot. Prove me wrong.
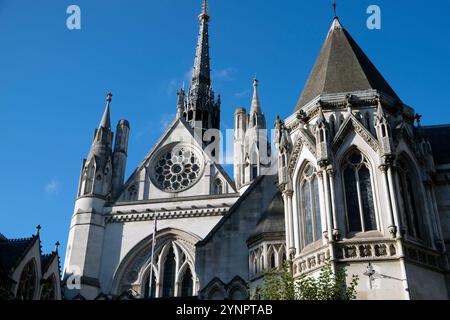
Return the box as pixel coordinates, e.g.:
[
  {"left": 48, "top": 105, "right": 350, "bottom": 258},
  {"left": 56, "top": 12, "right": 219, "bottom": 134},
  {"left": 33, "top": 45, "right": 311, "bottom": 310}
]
[
  {"left": 282, "top": 188, "right": 296, "bottom": 258},
  {"left": 327, "top": 169, "right": 339, "bottom": 239},
  {"left": 321, "top": 170, "right": 334, "bottom": 242},
  {"left": 379, "top": 164, "right": 397, "bottom": 238}
]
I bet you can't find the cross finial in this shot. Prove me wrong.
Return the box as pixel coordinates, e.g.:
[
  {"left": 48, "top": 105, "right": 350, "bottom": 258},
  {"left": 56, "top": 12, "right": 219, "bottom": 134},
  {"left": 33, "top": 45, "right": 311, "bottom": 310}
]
[
  {"left": 415, "top": 113, "right": 423, "bottom": 126},
  {"left": 333, "top": 0, "right": 337, "bottom": 18},
  {"left": 106, "top": 92, "right": 113, "bottom": 103},
  {"left": 55, "top": 241, "right": 60, "bottom": 252},
  {"left": 36, "top": 225, "right": 41, "bottom": 236}
]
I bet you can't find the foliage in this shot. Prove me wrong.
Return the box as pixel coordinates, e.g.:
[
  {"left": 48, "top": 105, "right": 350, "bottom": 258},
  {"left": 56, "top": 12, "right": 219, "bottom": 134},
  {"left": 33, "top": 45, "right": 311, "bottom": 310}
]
[{"left": 255, "top": 259, "right": 359, "bottom": 300}]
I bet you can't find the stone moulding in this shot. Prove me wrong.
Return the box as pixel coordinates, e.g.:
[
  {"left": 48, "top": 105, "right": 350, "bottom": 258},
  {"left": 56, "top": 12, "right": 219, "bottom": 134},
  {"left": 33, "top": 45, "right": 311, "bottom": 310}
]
[
  {"left": 292, "top": 245, "right": 331, "bottom": 277},
  {"left": 336, "top": 239, "right": 398, "bottom": 262},
  {"left": 403, "top": 242, "right": 443, "bottom": 272},
  {"left": 105, "top": 207, "right": 229, "bottom": 224}
]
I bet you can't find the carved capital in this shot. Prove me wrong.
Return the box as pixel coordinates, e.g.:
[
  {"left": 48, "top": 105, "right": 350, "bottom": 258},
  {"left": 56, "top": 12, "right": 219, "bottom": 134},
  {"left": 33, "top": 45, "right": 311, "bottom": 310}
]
[
  {"left": 388, "top": 225, "right": 398, "bottom": 239},
  {"left": 327, "top": 168, "right": 335, "bottom": 178}
]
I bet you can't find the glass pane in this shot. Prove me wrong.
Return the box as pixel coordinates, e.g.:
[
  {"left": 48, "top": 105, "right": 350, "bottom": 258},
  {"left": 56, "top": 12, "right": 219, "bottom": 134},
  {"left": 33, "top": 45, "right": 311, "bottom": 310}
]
[
  {"left": 302, "top": 182, "right": 313, "bottom": 245},
  {"left": 359, "top": 166, "right": 377, "bottom": 231},
  {"left": 406, "top": 176, "right": 423, "bottom": 239},
  {"left": 349, "top": 153, "right": 362, "bottom": 165},
  {"left": 181, "top": 268, "right": 194, "bottom": 297},
  {"left": 344, "top": 167, "right": 362, "bottom": 232},
  {"left": 162, "top": 247, "right": 176, "bottom": 298},
  {"left": 270, "top": 253, "right": 276, "bottom": 269},
  {"left": 312, "top": 176, "right": 322, "bottom": 240}
]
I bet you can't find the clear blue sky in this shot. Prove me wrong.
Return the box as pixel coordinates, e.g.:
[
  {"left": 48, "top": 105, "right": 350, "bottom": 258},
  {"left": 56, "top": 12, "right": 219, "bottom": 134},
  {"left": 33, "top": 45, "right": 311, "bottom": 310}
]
[{"left": 0, "top": 0, "right": 449, "bottom": 259}]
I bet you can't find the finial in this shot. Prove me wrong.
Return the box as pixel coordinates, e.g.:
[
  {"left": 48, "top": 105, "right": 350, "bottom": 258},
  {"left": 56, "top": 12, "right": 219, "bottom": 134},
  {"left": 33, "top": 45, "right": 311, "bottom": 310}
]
[
  {"left": 332, "top": 0, "right": 337, "bottom": 19},
  {"left": 106, "top": 92, "right": 113, "bottom": 103},
  {"left": 55, "top": 241, "right": 60, "bottom": 252},
  {"left": 202, "top": 0, "right": 208, "bottom": 15},
  {"left": 199, "top": 0, "right": 210, "bottom": 21},
  {"left": 415, "top": 113, "right": 423, "bottom": 126},
  {"left": 36, "top": 225, "right": 41, "bottom": 236},
  {"left": 253, "top": 77, "right": 258, "bottom": 88}
]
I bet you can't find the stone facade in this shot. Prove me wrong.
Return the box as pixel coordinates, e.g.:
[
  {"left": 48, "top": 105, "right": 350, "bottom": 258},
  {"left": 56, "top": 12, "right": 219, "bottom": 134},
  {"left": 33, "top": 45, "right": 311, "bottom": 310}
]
[{"left": 62, "top": 2, "right": 450, "bottom": 300}]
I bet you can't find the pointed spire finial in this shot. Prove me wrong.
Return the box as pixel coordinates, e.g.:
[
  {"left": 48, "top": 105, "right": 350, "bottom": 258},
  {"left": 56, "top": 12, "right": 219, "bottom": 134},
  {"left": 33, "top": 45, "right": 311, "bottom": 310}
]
[
  {"left": 250, "top": 77, "right": 261, "bottom": 114},
  {"left": 36, "top": 225, "right": 41, "bottom": 236},
  {"left": 199, "top": 0, "right": 210, "bottom": 22},
  {"left": 333, "top": 0, "right": 337, "bottom": 19},
  {"left": 99, "top": 92, "right": 112, "bottom": 129}
]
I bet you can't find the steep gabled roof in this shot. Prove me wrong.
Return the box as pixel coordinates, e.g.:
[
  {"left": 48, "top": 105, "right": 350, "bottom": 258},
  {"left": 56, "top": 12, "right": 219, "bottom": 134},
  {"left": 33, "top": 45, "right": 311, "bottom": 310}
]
[
  {"left": 295, "top": 18, "right": 400, "bottom": 111},
  {"left": 0, "top": 236, "right": 38, "bottom": 275}
]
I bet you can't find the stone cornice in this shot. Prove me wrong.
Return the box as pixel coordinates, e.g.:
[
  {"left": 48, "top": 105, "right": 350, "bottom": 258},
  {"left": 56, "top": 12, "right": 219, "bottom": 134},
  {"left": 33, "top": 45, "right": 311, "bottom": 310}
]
[{"left": 105, "top": 207, "right": 229, "bottom": 224}]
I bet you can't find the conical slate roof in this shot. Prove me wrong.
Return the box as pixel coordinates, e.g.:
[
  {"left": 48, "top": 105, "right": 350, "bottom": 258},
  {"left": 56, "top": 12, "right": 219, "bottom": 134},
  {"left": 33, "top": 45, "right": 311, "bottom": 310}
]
[{"left": 295, "top": 18, "right": 400, "bottom": 111}]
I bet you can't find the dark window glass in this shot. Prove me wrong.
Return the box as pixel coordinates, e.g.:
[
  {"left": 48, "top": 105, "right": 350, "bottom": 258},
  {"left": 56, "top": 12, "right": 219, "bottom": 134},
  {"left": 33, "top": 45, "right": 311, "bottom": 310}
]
[
  {"left": 162, "top": 248, "right": 176, "bottom": 298},
  {"left": 360, "top": 166, "right": 376, "bottom": 231},
  {"left": 17, "top": 261, "right": 36, "bottom": 300},
  {"left": 344, "top": 167, "right": 361, "bottom": 232},
  {"left": 181, "top": 268, "right": 193, "bottom": 297}
]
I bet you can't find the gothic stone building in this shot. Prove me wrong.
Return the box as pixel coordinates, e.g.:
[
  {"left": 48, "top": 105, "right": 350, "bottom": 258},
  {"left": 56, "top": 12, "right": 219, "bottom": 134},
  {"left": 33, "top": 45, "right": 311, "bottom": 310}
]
[
  {"left": 0, "top": 228, "right": 62, "bottom": 300},
  {"left": 63, "top": 1, "right": 450, "bottom": 300}
]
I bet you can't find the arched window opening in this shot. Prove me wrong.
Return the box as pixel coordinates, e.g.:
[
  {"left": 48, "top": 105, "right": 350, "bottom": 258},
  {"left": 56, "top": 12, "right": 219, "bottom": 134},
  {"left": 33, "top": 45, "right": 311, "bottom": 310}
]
[
  {"left": 270, "top": 252, "right": 276, "bottom": 269},
  {"left": 181, "top": 268, "right": 194, "bottom": 297},
  {"left": 128, "top": 185, "right": 138, "bottom": 201},
  {"left": 398, "top": 158, "right": 425, "bottom": 240},
  {"left": 162, "top": 247, "right": 176, "bottom": 298},
  {"left": 381, "top": 124, "right": 387, "bottom": 137},
  {"left": 343, "top": 151, "right": 377, "bottom": 233},
  {"left": 40, "top": 276, "right": 56, "bottom": 300},
  {"left": 330, "top": 115, "right": 336, "bottom": 138},
  {"left": 16, "top": 260, "right": 36, "bottom": 300},
  {"left": 214, "top": 179, "right": 224, "bottom": 195},
  {"left": 259, "top": 255, "right": 264, "bottom": 272},
  {"left": 252, "top": 165, "right": 258, "bottom": 180},
  {"left": 299, "top": 164, "right": 322, "bottom": 247},
  {"left": 253, "top": 257, "right": 258, "bottom": 275}
]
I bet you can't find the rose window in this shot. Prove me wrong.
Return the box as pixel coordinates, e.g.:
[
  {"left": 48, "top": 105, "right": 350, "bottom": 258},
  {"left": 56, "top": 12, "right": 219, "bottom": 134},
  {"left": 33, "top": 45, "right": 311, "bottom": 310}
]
[{"left": 152, "top": 145, "right": 203, "bottom": 192}]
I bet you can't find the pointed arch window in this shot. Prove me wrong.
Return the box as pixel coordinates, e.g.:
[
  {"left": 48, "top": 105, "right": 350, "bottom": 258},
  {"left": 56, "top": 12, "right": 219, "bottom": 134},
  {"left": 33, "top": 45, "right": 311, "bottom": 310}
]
[
  {"left": 330, "top": 115, "right": 336, "bottom": 138},
  {"left": 270, "top": 252, "right": 276, "bottom": 269},
  {"left": 40, "top": 275, "right": 56, "bottom": 300},
  {"left": 162, "top": 247, "right": 176, "bottom": 298},
  {"left": 299, "top": 164, "right": 322, "bottom": 247},
  {"left": 214, "top": 179, "right": 223, "bottom": 195},
  {"left": 181, "top": 268, "right": 194, "bottom": 297},
  {"left": 343, "top": 151, "right": 377, "bottom": 233},
  {"left": 16, "top": 260, "right": 36, "bottom": 300},
  {"left": 398, "top": 158, "right": 425, "bottom": 240}
]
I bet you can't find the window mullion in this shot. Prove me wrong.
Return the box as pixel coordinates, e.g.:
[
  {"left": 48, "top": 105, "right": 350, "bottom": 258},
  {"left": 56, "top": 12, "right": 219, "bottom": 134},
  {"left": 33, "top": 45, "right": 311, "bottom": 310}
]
[{"left": 355, "top": 167, "right": 365, "bottom": 232}]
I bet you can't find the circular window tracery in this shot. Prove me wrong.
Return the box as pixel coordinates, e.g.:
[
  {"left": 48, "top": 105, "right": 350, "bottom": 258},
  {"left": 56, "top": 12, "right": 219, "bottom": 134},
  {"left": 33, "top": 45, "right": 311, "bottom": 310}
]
[{"left": 152, "top": 144, "right": 203, "bottom": 192}]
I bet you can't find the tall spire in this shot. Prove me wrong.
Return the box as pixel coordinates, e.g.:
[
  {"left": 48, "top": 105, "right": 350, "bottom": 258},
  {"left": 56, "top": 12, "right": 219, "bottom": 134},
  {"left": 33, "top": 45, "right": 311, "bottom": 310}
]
[
  {"left": 99, "top": 93, "right": 112, "bottom": 129},
  {"left": 182, "top": 0, "right": 220, "bottom": 131},
  {"left": 191, "top": 0, "right": 211, "bottom": 88},
  {"left": 250, "top": 78, "right": 262, "bottom": 114}
]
